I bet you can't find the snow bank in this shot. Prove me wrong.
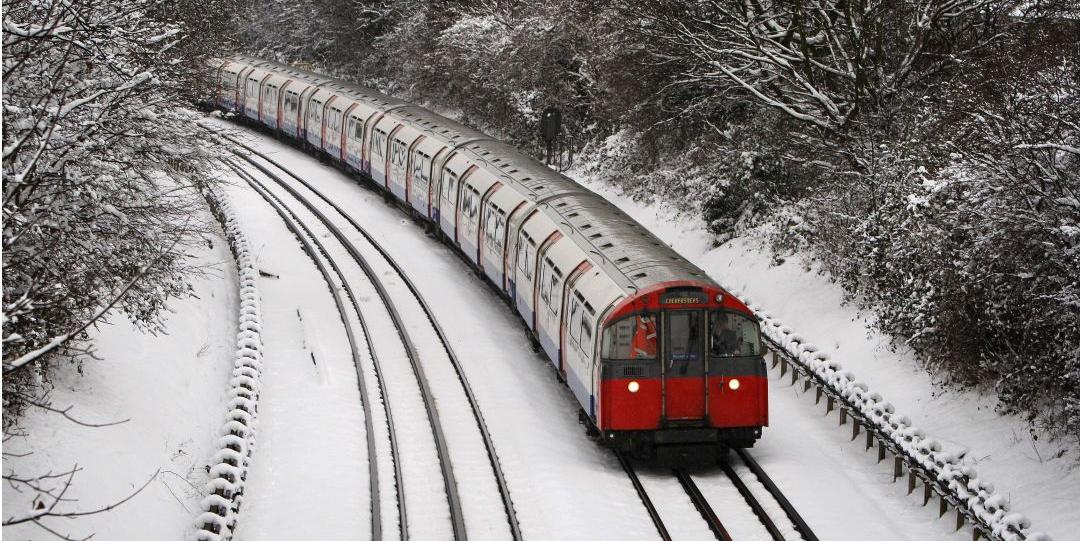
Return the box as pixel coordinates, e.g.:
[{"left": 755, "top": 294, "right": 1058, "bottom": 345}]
[
  {"left": 724, "top": 285, "right": 1051, "bottom": 541},
  {"left": 194, "top": 187, "right": 266, "bottom": 541}
]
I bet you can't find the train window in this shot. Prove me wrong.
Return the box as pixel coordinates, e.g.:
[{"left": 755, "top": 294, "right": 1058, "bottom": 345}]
[
  {"left": 328, "top": 109, "right": 341, "bottom": 132},
  {"left": 352, "top": 118, "right": 365, "bottom": 140},
  {"left": 517, "top": 233, "right": 535, "bottom": 280},
  {"left": 494, "top": 211, "right": 506, "bottom": 251},
  {"left": 542, "top": 261, "right": 562, "bottom": 314},
  {"left": 579, "top": 302, "right": 595, "bottom": 354},
  {"left": 469, "top": 187, "right": 481, "bottom": 220},
  {"left": 539, "top": 259, "right": 552, "bottom": 305},
  {"left": 461, "top": 189, "right": 476, "bottom": 221},
  {"left": 391, "top": 140, "right": 407, "bottom": 169},
  {"left": 372, "top": 130, "right": 386, "bottom": 159},
  {"left": 413, "top": 152, "right": 430, "bottom": 189},
  {"left": 602, "top": 315, "right": 657, "bottom": 360},
  {"left": 568, "top": 298, "right": 582, "bottom": 345},
  {"left": 484, "top": 205, "right": 497, "bottom": 245},
  {"left": 441, "top": 170, "right": 458, "bottom": 202},
  {"left": 708, "top": 312, "right": 763, "bottom": 357}
]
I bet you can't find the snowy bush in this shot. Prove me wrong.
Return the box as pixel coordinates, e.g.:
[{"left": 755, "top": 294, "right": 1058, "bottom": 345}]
[{"left": 2, "top": 0, "right": 235, "bottom": 416}]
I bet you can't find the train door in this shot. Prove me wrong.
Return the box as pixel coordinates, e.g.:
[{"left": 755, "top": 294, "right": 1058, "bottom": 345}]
[
  {"left": 437, "top": 166, "right": 459, "bottom": 238},
  {"left": 426, "top": 148, "right": 448, "bottom": 220},
  {"left": 338, "top": 103, "right": 359, "bottom": 162},
  {"left": 370, "top": 128, "right": 389, "bottom": 184},
  {"left": 344, "top": 113, "right": 366, "bottom": 170},
  {"left": 235, "top": 66, "right": 254, "bottom": 112},
  {"left": 513, "top": 227, "right": 538, "bottom": 328},
  {"left": 662, "top": 310, "right": 706, "bottom": 420},
  {"left": 260, "top": 82, "right": 277, "bottom": 127},
  {"left": 322, "top": 98, "right": 342, "bottom": 157},
  {"left": 497, "top": 202, "right": 525, "bottom": 291},
  {"left": 560, "top": 263, "right": 593, "bottom": 381},
  {"left": 475, "top": 184, "right": 502, "bottom": 266},
  {"left": 387, "top": 127, "right": 408, "bottom": 197},
  {"left": 458, "top": 183, "right": 481, "bottom": 256},
  {"left": 536, "top": 255, "right": 565, "bottom": 365},
  {"left": 403, "top": 136, "right": 425, "bottom": 205},
  {"left": 274, "top": 81, "right": 292, "bottom": 130}
]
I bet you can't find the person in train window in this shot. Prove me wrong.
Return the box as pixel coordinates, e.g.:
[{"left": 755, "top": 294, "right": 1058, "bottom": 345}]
[
  {"left": 631, "top": 315, "right": 657, "bottom": 359},
  {"left": 710, "top": 314, "right": 740, "bottom": 356}
]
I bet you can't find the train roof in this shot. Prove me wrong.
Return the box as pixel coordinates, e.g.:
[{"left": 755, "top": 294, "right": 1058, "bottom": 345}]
[
  {"left": 457, "top": 140, "right": 718, "bottom": 292},
  {"left": 226, "top": 55, "right": 720, "bottom": 295}
]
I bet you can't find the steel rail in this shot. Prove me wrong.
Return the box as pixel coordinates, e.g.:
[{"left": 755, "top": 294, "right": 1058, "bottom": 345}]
[
  {"left": 222, "top": 159, "right": 400, "bottom": 540},
  {"left": 227, "top": 153, "right": 470, "bottom": 540},
  {"left": 735, "top": 449, "right": 820, "bottom": 541},
  {"left": 674, "top": 469, "right": 732, "bottom": 541},
  {"left": 226, "top": 136, "right": 522, "bottom": 541},
  {"left": 615, "top": 453, "right": 671, "bottom": 541},
  {"left": 718, "top": 458, "right": 787, "bottom": 541}
]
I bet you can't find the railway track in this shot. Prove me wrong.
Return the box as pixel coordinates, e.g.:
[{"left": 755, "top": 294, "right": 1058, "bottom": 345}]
[
  {"left": 221, "top": 140, "right": 521, "bottom": 540},
  {"left": 222, "top": 159, "right": 404, "bottom": 539},
  {"left": 620, "top": 450, "right": 818, "bottom": 541}
]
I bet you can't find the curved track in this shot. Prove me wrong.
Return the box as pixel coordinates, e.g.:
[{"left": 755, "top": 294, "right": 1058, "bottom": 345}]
[
  {"left": 222, "top": 159, "right": 401, "bottom": 539},
  {"left": 220, "top": 133, "right": 522, "bottom": 541},
  {"left": 229, "top": 157, "right": 466, "bottom": 538}
]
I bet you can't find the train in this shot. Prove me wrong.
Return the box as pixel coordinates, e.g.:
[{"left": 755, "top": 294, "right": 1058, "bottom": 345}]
[{"left": 208, "top": 55, "right": 768, "bottom": 459}]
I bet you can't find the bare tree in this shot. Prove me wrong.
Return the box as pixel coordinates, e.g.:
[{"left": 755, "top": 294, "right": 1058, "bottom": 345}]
[
  {"left": 2, "top": 0, "right": 224, "bottom": 390},
  {"left": 626, "top": 0, "right": 1006, "bottom": 170},
  {"left": 3, "top": 0, "right": 231, "bottom": 533}
]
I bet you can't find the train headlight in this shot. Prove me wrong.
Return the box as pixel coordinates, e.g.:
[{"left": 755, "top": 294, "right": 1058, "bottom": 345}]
[
  {"left": 628, "top": 381, "right": 640, "bottom": 393},
  {"left": 728, "top": 378, "right": 741, "bottom": 391},
  {"left": 715, "top": 294, "right": 724, "bottom": 303}
]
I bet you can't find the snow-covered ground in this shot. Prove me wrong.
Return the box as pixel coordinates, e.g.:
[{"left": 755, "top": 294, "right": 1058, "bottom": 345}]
[
  {"left": 564, "top": 163, "right": 1080, "bottom": 541},
  {"left": 2, "top": 222, "right": 238, "bottom": 540},
  {"left": 8, "top": 111, "right": 1074, "bottom": 540}
]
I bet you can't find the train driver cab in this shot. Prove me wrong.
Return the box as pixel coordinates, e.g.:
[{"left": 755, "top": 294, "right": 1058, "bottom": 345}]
[{"left": 598, "top": 283, "right": 768, "bottom": 454}]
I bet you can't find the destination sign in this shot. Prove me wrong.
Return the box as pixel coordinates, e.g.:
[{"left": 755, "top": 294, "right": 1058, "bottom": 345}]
[{"left": 661, "top": 291, "right": 707, "bottom": 305}]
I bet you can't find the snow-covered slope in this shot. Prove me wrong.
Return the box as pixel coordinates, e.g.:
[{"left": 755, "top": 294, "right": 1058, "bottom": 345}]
[{"left": 2, "top": 214, "right": 238, "bottom": 540}]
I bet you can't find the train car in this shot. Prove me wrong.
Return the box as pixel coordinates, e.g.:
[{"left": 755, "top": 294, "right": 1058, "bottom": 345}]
[{"left": 209, "top": 56, "right": 768, "bottom": 459}]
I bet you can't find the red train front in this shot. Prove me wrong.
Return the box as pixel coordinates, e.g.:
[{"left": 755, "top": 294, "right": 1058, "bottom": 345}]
[{"left": 596, "top": 281, "right": 768, "bottom": 459}]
